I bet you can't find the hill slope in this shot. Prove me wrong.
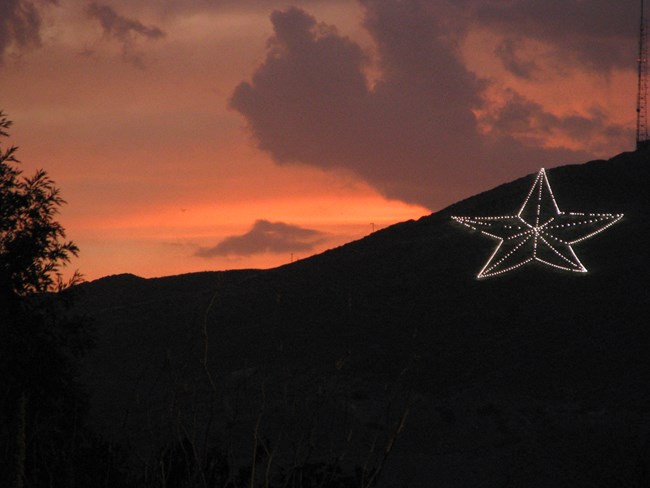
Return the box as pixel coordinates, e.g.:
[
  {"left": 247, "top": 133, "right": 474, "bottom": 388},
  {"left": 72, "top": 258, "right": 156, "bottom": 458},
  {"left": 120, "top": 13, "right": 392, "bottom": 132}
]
[{"left": 76, "top": 149, "right": 650, "bottom": 487}]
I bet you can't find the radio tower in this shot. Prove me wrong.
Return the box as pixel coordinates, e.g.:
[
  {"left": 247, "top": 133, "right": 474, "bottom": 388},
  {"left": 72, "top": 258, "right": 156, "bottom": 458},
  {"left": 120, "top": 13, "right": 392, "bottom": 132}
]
[{"left": 637, "top": 0, "right": 650, "bottom": 150}]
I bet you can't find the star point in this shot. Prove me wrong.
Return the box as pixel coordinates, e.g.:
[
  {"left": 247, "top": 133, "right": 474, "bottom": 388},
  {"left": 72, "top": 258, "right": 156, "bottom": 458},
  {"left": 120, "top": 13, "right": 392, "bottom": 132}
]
[{"left": 451, "top": 169, "right": 623, "bottom": 278}]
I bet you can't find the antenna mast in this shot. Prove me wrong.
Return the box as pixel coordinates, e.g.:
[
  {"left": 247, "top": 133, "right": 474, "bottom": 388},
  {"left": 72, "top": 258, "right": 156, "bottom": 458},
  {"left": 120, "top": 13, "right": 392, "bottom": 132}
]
[{"left": 637, "top": 0, "right": 649, "bottom": 150}]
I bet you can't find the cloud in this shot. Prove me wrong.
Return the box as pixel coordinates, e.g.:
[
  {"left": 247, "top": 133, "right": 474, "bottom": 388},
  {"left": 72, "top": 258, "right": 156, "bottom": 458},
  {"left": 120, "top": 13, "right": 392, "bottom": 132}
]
[
  {"left": 481, "top": 90, "right": 629, "bottom": 151},
  {"left": 195, "top": 220, "right": 326, "bottom": 258},
  {"left": 494, "top": 38, "right": 539, "bottom": 80},
  {"left": 87, "top": 2, "right": 165, "bottom": 67},
  {"left": 230, "top": 1, "right": 605, "bottom": 209},
  {"left": 471, "top": 0, "right": 638, "bottom": 73},
  {"left": 102, "top": 0, "right": 350, "bottom": 17},
  {"left": 0, "top": 0, "right": 57, "bottom": 65}
]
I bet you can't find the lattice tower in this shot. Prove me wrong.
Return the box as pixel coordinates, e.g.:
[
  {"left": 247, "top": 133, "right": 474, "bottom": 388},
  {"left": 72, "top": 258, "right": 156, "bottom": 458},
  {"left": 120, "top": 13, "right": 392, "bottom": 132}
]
[{"left": 637, "top": 0, "right": 649, "bottom": 150}]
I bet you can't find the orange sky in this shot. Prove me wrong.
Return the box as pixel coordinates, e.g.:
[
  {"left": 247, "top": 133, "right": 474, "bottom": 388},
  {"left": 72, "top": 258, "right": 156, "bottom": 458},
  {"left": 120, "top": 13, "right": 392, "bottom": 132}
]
[{"left": 1, "top": 0, "right": 640, "bottom": 280}]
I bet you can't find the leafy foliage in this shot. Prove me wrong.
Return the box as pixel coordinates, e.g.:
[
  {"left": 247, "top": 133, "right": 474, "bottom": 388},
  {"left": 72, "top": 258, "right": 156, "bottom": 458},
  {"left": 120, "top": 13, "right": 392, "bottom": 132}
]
[
  {"left": 0, "top": 110, "right": 80, "bottom": 299},
  {"left": 0, "top": 111, "right": 99, "bottom": 488}
]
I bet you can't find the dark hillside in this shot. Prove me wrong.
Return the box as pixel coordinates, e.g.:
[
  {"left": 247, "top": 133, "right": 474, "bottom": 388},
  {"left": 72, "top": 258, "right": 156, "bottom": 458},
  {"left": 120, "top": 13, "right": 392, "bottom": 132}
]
[{"left": 76, "top": 148, "right": 650, "bottom": 487}]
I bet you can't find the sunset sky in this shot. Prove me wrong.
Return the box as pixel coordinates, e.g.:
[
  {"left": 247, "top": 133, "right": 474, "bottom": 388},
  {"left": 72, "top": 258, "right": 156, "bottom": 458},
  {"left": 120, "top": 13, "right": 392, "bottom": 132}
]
[{"left": 1, "top": 0, "right": 641, "bottom": 280}]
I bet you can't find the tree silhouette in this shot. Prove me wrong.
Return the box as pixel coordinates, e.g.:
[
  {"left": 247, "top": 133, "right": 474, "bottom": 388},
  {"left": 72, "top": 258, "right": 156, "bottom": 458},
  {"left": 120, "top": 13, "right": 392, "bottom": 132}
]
[
  {"left": 0, "top": 110, "right": 80, "bottom": 307},
  {"left": 0, "top": 111, "right": 103, "bottom": 488}
]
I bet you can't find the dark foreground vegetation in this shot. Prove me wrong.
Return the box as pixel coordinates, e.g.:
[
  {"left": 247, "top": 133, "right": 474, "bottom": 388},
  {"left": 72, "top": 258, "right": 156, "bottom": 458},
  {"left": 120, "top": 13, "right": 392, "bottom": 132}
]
[{"left": 0, "top": 111, "right": 399, "bottom": 487}]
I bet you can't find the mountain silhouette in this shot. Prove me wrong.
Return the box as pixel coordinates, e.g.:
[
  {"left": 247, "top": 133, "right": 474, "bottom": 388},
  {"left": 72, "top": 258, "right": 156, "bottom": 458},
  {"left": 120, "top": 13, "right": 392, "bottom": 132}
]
[{"left": 76, "top": 149, "right": 650, "bottom": 487}]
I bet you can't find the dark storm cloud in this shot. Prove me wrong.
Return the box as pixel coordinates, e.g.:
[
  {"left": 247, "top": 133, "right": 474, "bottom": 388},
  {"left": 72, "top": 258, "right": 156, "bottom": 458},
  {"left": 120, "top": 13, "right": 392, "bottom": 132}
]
[
  {"left": 195, "top": 220, "right": 326, "bottom": 258},
  {"left": 230, "top": 1, "right": 596, "bottom": 208},
  {"left": 0, "top": 0, "right": 56, "bottom": 65},
  {"left": 471, "top": 0, "right": 639, "bottom": 72},
  {"left": 87, "top": 3, "right": 166, "bottom": 67}
]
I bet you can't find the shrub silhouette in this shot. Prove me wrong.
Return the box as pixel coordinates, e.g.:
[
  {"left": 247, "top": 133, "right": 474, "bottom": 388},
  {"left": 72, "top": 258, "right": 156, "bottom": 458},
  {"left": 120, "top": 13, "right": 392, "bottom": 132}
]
[{"left": 0, "top": 111, "right": 124, "bottom": 487}]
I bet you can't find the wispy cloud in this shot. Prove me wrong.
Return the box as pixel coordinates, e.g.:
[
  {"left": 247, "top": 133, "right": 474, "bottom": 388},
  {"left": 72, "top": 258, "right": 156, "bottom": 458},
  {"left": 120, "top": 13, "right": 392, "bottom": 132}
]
[
  {"left": 87, "top": 2, "right": 165, "bottom": 68},
  {"left": 0, "top": 0, "right": 57, "bottom": 65},
  {"left": 472, "top": 0, "right": 638, "bottom": 73},
  {"left": 195, "top": 220, "right": 326, "bottom": 258},
  {"left": 479, "top": 89, "right": 629, "bottom": 153}
]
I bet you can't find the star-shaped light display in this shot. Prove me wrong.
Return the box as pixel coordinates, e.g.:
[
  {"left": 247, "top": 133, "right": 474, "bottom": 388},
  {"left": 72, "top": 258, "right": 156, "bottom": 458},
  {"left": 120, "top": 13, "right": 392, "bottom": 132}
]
[{"left": 451, "top": 168, "right": 623, "bottom": 278}]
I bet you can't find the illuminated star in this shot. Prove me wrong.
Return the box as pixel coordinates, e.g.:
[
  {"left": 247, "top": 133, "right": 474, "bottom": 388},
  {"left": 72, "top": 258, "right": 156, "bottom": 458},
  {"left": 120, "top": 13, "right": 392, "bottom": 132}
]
[{"left": 451, "top": 168, "right": 623, "bottom": 278}]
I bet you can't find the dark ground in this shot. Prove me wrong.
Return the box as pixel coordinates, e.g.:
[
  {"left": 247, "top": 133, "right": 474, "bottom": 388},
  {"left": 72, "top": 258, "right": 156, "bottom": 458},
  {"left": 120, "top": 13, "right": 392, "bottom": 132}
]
[{"left": 76, "top": 148, "right": 650, "bottom": 487}]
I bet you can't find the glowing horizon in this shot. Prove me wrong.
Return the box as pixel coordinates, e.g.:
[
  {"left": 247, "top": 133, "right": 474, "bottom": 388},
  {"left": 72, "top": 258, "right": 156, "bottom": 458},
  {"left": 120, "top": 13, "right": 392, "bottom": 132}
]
[{"left": 1, "top": 0, "right": 639, "bottom": 280}]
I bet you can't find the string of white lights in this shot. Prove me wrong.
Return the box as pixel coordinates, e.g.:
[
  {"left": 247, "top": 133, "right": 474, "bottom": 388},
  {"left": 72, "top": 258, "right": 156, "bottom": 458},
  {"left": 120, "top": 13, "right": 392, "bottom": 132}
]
[{"left": 451, "top": 168, "right": 624, "bottom": 278}]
